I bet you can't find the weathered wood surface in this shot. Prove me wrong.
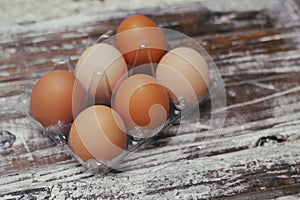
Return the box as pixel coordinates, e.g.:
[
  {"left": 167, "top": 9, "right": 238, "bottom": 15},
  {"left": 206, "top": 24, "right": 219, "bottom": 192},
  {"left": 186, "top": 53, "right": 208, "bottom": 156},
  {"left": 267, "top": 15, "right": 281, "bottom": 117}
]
[{"left": 0, "top": 0, "right": 300, "bottom": 199}]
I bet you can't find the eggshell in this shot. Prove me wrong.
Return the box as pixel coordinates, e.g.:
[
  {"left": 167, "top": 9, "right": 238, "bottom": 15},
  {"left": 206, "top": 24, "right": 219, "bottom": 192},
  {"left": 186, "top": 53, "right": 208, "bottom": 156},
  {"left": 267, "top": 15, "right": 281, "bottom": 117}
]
[
  {"left": 156, "top": 47, "right": 210, "bottom": 106},
  {"left": 30, "top": 70, "right": 86, "bottom": 127},
  {"left": 115, "top": 15, "right": 167, "bottom": 68},
  {"left": 69, "top": 105, "right": 127, "bottom": 162},
  {"left": 75, "top": 43, "right": 128, "bottom": 105},
  {"left": 112, "top": 74, "right": 170, "bottom": 134}
]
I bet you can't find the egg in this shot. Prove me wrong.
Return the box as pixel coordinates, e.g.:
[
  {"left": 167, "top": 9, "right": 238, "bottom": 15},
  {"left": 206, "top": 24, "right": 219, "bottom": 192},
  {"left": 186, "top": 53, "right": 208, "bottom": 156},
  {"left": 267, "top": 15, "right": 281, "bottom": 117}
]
[
  {"left": 30, "top": 70, "right": 86, "bottom": 127},
  {"left": 75, "top": 43, "right": 128, "bottom": 105},
  {"left": 68, "top": 105, "right": 127, "bottom": 162},
  {"left": 115, "top": 15, "right": 168, "bottom": 68},
  {"left": 112, "top": 74, "right": 170, "bottom": 136},
  {"left": 156, "top": 47, "right": 210, "bottom": 107}
]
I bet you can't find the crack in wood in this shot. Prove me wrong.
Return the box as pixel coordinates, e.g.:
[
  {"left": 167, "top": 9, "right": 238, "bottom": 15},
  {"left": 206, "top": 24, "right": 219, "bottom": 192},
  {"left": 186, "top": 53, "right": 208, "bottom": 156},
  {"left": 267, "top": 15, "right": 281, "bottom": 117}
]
[{"left": 255, "top": 134, "right": 288, "bottom": 147}]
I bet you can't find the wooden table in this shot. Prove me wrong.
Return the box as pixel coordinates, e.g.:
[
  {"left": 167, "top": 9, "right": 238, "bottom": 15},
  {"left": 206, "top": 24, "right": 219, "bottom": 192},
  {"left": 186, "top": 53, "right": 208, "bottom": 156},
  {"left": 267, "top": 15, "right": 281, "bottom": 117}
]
[{"left": 0, "top": 0, "right": 300, "bottom": 199}]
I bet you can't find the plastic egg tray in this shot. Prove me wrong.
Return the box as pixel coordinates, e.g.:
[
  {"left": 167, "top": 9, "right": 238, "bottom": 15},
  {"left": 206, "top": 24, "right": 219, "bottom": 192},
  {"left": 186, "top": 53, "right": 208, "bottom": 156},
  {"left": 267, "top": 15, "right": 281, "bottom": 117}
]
[{"left": 26, "top": 26, "right": 226, "bottom": 174}]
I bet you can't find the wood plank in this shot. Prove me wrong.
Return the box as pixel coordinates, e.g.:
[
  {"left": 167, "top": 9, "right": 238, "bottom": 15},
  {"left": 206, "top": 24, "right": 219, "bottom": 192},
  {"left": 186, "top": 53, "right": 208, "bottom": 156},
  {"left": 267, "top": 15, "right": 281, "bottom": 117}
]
[{"left": 0, "top": 0, "right": 300, "bottom": 199}]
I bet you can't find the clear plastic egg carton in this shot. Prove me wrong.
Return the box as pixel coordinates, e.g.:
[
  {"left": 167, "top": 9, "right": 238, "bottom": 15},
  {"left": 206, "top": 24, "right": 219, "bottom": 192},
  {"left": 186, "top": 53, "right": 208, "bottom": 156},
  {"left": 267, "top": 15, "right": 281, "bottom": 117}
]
[{"left": 25, "top": 26, "right": 226, "bottom": 174}]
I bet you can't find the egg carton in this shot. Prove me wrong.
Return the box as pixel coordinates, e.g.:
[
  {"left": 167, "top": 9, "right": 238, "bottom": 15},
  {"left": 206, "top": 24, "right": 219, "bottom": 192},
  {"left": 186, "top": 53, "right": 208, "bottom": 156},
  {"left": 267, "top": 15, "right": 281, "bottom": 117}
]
[{"left": 25, "top": 26, "right": 226, "bottom": 174}]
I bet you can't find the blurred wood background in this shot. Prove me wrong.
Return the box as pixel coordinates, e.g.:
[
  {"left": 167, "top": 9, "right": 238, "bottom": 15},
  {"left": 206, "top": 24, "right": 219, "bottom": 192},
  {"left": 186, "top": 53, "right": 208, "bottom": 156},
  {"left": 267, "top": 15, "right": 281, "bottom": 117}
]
[{"left": 0, "top": 0, "right": 300, "bottom": 199}]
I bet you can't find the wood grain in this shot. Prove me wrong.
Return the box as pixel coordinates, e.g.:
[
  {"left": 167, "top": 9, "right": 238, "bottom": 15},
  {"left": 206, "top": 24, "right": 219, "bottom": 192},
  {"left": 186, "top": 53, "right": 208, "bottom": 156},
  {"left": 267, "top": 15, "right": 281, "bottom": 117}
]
[{"left": 0, "top": 0, "right": 300, "bottom": 199}]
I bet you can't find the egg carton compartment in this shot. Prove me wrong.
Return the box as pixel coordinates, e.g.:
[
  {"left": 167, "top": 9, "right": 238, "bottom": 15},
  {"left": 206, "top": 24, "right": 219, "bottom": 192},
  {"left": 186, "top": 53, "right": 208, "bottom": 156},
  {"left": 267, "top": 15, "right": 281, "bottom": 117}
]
[{"left": 25, "top": 20, "right": 226, "bottom": 174}]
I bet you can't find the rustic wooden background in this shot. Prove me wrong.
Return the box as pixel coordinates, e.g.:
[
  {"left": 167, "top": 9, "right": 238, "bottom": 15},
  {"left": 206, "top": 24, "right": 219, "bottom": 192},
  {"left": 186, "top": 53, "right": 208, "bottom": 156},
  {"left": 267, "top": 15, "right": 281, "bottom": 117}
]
[{"left": 0, "top": 0, "right": 300, "bottom": 199}]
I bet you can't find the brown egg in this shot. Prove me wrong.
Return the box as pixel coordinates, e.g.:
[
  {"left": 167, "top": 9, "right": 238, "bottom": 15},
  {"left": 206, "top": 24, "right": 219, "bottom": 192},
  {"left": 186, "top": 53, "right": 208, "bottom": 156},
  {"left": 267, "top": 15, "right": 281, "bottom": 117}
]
[
  {"left": 75, "top": 43, "right": 128, "bottom": 105},
  {"left": 115, "top": 15, "right": 167, "bottom": 68},
  {"left": 156, "top": 47, "right": 210, "bottom": 107},
  {"left": 112, "top": 74, "right": 170, "bottom": 136},
  {"left": 68, "top": 105, "right": 127, "bottom": 162},
  {"left": 30, "top": 70, "right": 86, "bottom": 127}
]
